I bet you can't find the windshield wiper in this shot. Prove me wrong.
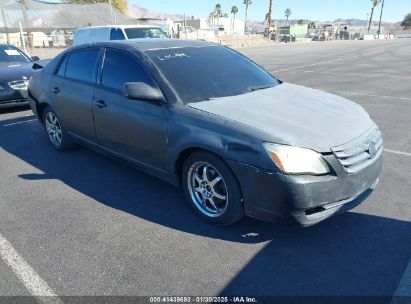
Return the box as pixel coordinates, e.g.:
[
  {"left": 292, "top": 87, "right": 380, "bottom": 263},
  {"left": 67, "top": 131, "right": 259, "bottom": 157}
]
[{"left": 248, "top": 84, "right": 275, "bottom": 92}]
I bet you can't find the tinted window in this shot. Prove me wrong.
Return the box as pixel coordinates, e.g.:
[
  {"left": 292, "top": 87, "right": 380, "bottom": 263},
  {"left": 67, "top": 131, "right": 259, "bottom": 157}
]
[
  {"left": 0, "top": 45, "right": 31, "bottom": 63},
  {"left": 101, "top": 49, "right": 153, "bottom": 91},
  {"left": 65, "top": 49, "right": 99, "bottom": 83},
  {"left": 57, "top": 55, "right": 68, "bottom": 77},
  {"left": 125, "top": 28, "right": 167, "bottom": 39},
  {"left": 110, "top": 29, "right": 125, "bottom": 40},
  {"left": 147, "top": 46, "right": 278, "bottom": 103}
]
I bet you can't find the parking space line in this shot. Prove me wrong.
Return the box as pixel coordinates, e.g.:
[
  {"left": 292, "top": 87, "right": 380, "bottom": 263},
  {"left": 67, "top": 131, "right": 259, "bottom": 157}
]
[
  {"left": 0, "top": 231, "right": 63, "bottom": 303},
  {"left": 385, "top": 149, "right": 411, "bottom": 157},
  {"left": 3, "top": 119, "right": 37, "bottom": 127},
  {"left": 323, "top": 90, "right": 411, "bottom": 101},
  {"left": 288, "top": 69, "right": 411, "bottom": 80},
  {"left": 0, "top": 114, "right": 35, "bottom": 123},
  {"left": 271, "top": 56, "right": 356, "bottom": 72}
]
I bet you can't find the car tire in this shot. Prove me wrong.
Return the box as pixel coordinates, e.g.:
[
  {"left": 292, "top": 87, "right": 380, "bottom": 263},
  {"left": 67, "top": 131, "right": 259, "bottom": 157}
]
[
  {"left": 42, "top": 106, "right": 76, "bottom": 151},
  {"left": 182, "top": 151, "right": 244, "bottom": 226}
]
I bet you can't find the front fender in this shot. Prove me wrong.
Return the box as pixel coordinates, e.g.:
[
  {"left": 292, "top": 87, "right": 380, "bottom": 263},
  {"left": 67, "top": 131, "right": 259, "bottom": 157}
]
[{"left": 167, "top": 104, "right": 275, "bottom": 183}]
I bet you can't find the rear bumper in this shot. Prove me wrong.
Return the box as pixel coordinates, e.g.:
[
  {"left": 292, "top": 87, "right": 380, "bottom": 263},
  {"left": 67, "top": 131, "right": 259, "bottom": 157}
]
[{"left": 227, "top": 152, "right": 383, "bottom": 226}]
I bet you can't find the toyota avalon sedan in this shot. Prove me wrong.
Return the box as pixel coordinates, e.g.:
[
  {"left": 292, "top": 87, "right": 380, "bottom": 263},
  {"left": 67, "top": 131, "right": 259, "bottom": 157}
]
[
  {"left": 28, "top": 39, "right": 383, "bottom": 227},
  {"left": 0, "top": 44, "right": 39, "bottom": 108}
]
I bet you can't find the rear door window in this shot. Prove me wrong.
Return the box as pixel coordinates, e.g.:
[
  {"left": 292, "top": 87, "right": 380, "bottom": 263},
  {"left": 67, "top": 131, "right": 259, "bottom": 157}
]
[
  {"left": 64, "top": 49, "right": 99, "bottom": 83},
  {"left": 110, "top": 29, "right": 125, "bottom": 40},
  {"left": 56, "top": 55, "right": 68, "bottom": 77},
  {"left": 101, "top": 48, "right": 154, "bottom": 92}
]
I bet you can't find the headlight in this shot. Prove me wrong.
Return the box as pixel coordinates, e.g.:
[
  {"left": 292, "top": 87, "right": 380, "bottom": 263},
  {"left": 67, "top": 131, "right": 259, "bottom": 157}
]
[
  {"left": 8, "top": 80, "right": 29, "bottom": 90},
  {"left": 263, "top": 143, "right": 330, "bottom": 175}
]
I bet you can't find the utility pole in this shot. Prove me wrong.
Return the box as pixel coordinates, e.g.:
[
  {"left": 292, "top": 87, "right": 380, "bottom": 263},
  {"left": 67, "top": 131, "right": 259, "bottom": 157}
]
[
  {"left": 108, "top": 0, "right": 117, "bottom": 25},
  {"left": 377, "top": 0, "right": 385, "bottom": 39},
  {"left": 1, "top": 9, "right": 10, "bottom": 43},
  {"left": 184, "top": 13, "right": 187, "bottom": 39},
  {"left": 18, "top": 0, "right": 32, "bottom": 48}
]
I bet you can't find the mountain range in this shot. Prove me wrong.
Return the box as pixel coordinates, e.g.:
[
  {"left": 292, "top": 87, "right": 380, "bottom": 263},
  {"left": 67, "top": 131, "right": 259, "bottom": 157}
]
[{"left": 127, "top": 4, "right": 399, "bottom": 28}]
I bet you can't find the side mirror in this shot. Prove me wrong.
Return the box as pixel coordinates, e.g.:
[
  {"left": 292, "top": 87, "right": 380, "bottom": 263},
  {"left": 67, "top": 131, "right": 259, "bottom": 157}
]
[
  {"left": 32, "top": 62, "right": 44, "bottom": 70},
  {"left": 31, "top": 56, "right": 40, "bottom": 62},
  {"left": 123, "top": 82, "right": 164, "bottom": 102}
]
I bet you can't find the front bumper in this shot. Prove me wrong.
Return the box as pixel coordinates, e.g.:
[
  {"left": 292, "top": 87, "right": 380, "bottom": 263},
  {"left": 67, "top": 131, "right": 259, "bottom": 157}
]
[
  {"left": 227, "top": 151, "right": 383, "bottom": 227},
  {"left": 0, "top": 87, "right": 29, "bottom": 107}
]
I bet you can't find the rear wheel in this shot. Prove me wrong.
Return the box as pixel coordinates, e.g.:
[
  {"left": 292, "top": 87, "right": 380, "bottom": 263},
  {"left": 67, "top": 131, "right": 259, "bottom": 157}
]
[
  {"left": 42, "top": 106, "right": 76, "bottom": 151},
  {"left": 182, "top": 151, "right": 244, "bottom": 226}
]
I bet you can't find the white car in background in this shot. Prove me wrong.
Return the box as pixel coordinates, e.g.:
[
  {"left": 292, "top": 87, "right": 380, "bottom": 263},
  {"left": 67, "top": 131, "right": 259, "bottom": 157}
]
[{"left": 73, "top": 25, "right": 168, "bottom": 46}]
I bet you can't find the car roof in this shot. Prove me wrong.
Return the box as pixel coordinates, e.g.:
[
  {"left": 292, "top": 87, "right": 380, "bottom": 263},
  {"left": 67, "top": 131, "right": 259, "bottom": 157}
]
[
  {"left": 73, "top": 39, "right": 218, "bottom": 53},
  {"left": 0, "top": 43, "right": 17, "bottom": 48},
  {"left": 76, "top": 25, "right": 161, "bottom": 30}
]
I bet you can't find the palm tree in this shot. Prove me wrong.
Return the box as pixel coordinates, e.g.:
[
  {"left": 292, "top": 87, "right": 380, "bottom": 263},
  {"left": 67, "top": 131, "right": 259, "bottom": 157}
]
[
  {"left": 214, "top": 4, "right": 222, "bottom": 27},
  {"left": 267, "top": 0, "right": 273, "bottom": 32},
  {"left": 368, "top": 0, "right": 382, "bottom": 31},
  {"left": 231, "top": 5, "right": 238, "bottom": 33},
  {"left": 285, "top": 8, "right": 291, "bottom": 25},
  {"left": 244, "top": 0, "right": 252, "bottom": 33},
  {"left": 208, "top": 12, "right": 214, "bottom": 26}
]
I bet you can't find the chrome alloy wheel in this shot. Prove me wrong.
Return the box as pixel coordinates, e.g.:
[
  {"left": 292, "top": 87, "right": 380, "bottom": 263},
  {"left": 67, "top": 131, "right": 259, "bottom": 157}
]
[
  {"left": 45, "top": 112, "right": 62, "bottom": 146},
  {"left": 187, "top": 161, "right": 228, "bottom": 217}
]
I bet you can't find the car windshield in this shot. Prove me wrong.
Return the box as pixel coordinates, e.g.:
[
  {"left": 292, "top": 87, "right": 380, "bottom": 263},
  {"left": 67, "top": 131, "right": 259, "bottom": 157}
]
[
  {"left": 0, "top": 45, "right": 31, "bottom": 63},
  {"left": 125, "top": 28, "right": 167, "bottom": 39},
  {"left": 147, "top": 45, "right": 278, "bottom": 103}
]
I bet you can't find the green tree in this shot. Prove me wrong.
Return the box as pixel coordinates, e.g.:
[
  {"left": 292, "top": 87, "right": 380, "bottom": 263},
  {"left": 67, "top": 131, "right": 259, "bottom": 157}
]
[
  {"left": 401, "top": 13, "right": 411, "bottom": 29},
  {"left": 244, "top": 0, "right": 252, "bottom": 33},
  {"left": 231, "top": 5, "right": 238, "bottom": 32},
  {"left": 308, "top": 21, "right": 316, "bottom": 29},
  {"left": 285, "top": 8, "right": 292, "bottom": 25},
  {"left": 63, "top": 0, "right": 128, "bottom": 14},
  {"left": 368, "top": 0, "right": 382, "bottom": 31},
  {"left": 298, "top": 19, "right": 304, "bottom": 25}
]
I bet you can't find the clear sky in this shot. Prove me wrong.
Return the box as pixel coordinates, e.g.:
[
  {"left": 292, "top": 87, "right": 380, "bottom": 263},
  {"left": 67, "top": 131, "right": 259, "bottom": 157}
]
[{"left": 130, "top": 0, "right": 407, "bottom": 22}]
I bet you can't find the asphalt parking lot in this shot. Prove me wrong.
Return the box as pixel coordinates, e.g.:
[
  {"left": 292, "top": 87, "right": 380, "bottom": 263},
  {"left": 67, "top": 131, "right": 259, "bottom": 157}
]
[{"left": 1, "top": 39, "right": 410, "bottom": 301}]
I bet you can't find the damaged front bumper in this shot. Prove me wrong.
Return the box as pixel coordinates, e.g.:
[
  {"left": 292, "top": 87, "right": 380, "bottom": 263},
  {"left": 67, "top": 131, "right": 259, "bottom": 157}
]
[
  {"left": 0, "top": 86, "right": 29, "bottom": 108},
  {"left": 227, "top": 151, "right": 383, "bottom": 227}
]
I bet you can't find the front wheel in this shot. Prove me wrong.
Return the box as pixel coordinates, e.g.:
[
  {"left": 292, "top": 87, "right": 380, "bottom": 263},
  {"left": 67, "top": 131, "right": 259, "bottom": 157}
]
[{"left": 182, "top": 151, "right": 244, "bottom": 226}]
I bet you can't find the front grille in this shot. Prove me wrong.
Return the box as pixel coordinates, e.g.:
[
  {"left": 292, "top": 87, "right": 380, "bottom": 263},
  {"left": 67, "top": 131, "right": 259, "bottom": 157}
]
[
  {"left": 8, "top": 80, "right": 29, "bottom": 90},
  {"left": 331, "top": 126, "right": 383, "bottom": 174}
]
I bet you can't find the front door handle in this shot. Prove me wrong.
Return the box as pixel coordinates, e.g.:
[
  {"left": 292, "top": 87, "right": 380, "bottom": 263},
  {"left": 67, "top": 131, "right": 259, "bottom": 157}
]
[
  {"left": 95, "top": 100, "right": 107, "bottom": 109},
  {"left": 52, "top": 87, "right": 60, "bottom": 94}
]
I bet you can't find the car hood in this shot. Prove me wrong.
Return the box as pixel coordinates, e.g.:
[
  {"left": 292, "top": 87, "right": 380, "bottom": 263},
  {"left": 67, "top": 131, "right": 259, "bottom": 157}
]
[
  {"left": 187, "top": 83, "right": 374, "bottom": 152},
  {"left": 0, "top": 62, "right": 33, "bottom": 82}
]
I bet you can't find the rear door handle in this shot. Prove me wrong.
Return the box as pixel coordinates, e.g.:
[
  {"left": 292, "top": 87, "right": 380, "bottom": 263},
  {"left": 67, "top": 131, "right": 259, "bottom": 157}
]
[
  {"left": 95, "top": 100, "right": 107, "bottom": 109},
  {"left": 52, "top": 87, "right": 60, "bottom": 94}
]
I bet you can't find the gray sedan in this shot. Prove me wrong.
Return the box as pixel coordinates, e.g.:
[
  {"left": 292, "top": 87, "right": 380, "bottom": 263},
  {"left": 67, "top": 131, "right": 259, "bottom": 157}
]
[{"left": 28, "top": 39, "right": 383, "bottom": 227}]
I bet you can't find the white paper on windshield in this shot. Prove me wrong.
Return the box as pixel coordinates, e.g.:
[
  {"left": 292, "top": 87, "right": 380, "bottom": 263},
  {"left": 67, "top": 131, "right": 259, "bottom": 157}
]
[{"left": 4, "top": 50, "right": 20, "bottom": 56}]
